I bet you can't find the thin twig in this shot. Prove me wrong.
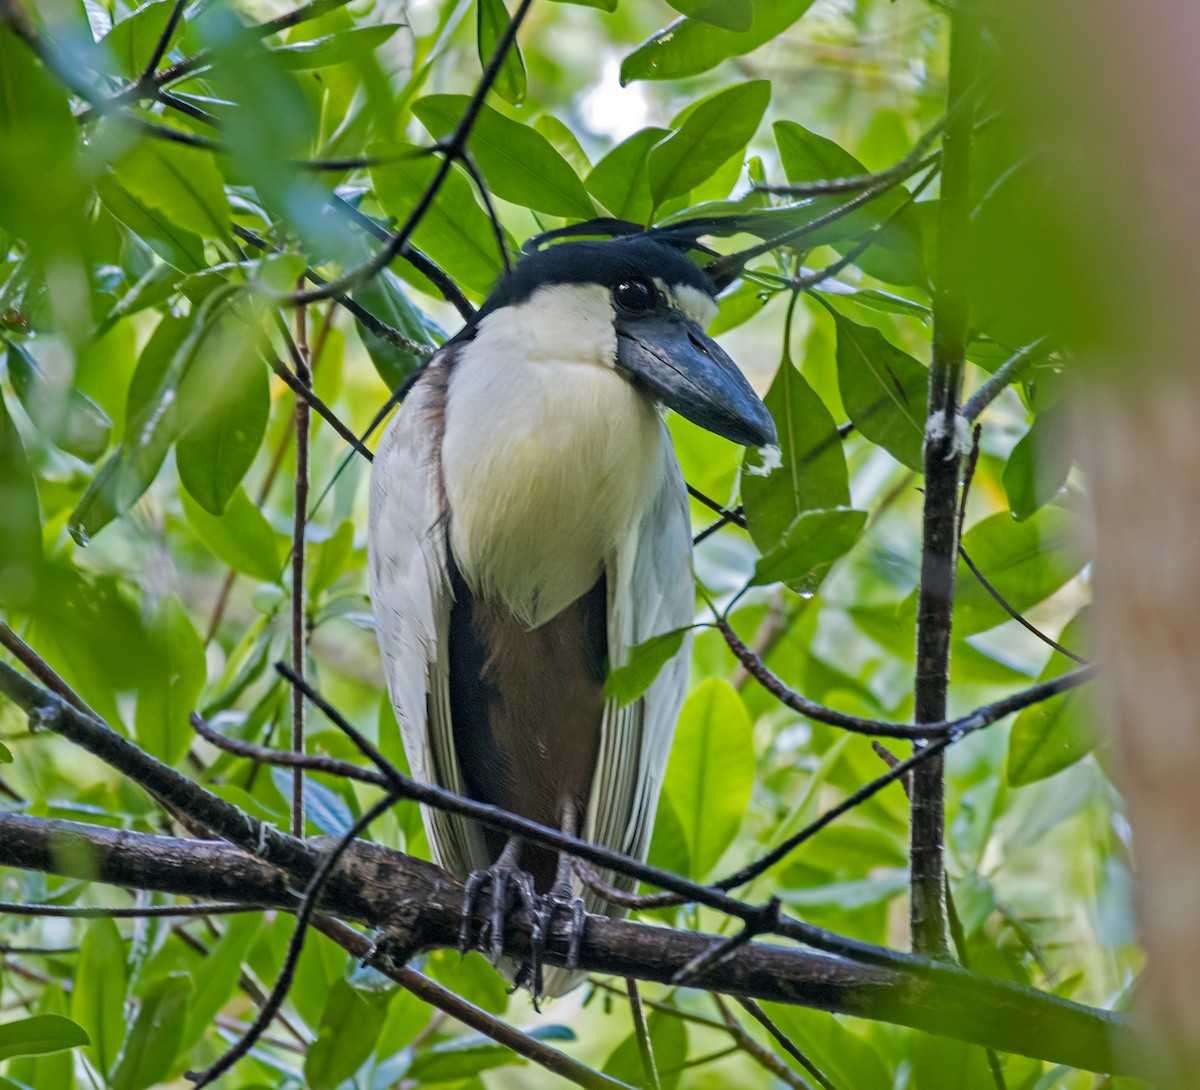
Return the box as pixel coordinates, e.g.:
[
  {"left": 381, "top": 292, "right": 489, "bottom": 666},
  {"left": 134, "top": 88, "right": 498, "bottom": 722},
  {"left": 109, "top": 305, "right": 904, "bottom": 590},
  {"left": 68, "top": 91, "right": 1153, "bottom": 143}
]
[
  {"left": 186, "top": 791, "right": 400, "bottom": 1088},
  {"left": 962, "top": 337, "right": 1050, "bottom": 422},
  {"left": 737, "top": 999, "right": 838, "bottom": 1090},
  {"left": 0, "top": 901, "right": 261, "bottom": 918},
  {"left": 287, "top": 298, "right": 311, "bottom": 839},
  {"left": 627, "top": 978, "right": 661, "bottom": 1090}
]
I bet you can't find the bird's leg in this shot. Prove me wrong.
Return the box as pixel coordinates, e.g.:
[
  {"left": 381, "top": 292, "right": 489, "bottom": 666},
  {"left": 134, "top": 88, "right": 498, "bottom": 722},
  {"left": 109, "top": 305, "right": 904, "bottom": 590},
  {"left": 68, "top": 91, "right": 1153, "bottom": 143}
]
[
  {"left": 458, "top": 835, "right": 538, "bottom": 965},
  {"left": 528, "top": 800, "right": 588, "bottom": 996}
]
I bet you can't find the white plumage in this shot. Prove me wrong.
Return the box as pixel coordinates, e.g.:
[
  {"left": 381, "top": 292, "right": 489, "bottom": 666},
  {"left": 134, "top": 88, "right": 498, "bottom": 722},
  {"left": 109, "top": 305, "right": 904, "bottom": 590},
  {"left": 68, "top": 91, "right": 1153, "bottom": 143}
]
[{"left": 368, "top": 282, "right": 695, "bottom": 995}]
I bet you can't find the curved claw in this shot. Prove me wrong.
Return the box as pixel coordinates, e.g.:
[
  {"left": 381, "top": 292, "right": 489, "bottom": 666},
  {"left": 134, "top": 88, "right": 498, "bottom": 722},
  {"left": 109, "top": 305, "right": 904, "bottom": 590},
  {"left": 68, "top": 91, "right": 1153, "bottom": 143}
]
[
  {"left": 458, "top": 857, "right": 539, "bottom": 967},
  {"left": 530, "top": 884, "right": 588, "bottom": 996}
]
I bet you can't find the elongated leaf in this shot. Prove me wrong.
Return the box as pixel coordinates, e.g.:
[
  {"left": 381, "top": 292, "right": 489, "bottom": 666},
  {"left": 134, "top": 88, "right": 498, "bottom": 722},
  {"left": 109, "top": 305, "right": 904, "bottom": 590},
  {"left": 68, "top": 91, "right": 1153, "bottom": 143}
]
[
  {"left": 1003, "top": 403, "right": 1072, "bottom": 521},
  {"left": 0, "top": 389, "right": 42, "bottom": 609},
  {"left": 304, "top": 980, "right": 390, "bottom": 1089},
  {"left": 7, "top": 339, "right": 112, "bottom": 461},
  {"left": 371, "top": 146, "right": 506, "bottom": 296},
  {"left": 408, "top": 1025, "right": 572, "bottom": 1083},
  {"left": 71, "top": 917, "right": 128, "bottom": 1076},
  {"left": 270, "top": 24, "right": 399, "bottom": 69},
  {"left": 180, "top": 913, "right": 262, "bottom": 1051},
  {"left": 833, "top": 310, "right": 928, "bottom": 471},
  {"left": 586, "top": 126, "right": 669, "bottom": 224},
  {"left": 0, "top": 1015, "right": 88, "bottom": 1062},
  {"left": 742, "top": 358, "right": 849, "bottom": 553},
  {"left": 114, "top": 139, "right": 230, "bottom": 241},
  {"left": 136, "top": 596, "right": 206, "bottom": 766},
  {"left": 648, "top": 80, "right": 769, "bottom": 206},
  {"left": 663, "top": 678, "right": 754, "bottom": 879},
  {"left": 110, "top": 973, "right": 192, "bottom": 1090},
  {"left": 603, "top": 1012, "right": 687, "bottom": 1090},
  {"left": 182, "top": 486, "right": 283, "bottom": 583},
  {"left": 775, "top": 120, "right": 925, "bottom": 286},
  {"left": 604, "top": 628, "right": 688, "bottom": 706},
  {"left": 750, "top": 507, "right": 867, "bottom": 592},
  {"left": 477, "top": 0, "right": 526, "bottom": 105},
  {"left": 176, "top": 345, "right": 269, "bottom": 515},
  {"left": 952, "top": 507, "right": 1087, "bottom": 635},
  {"left": 668, "top": 0, "right": 752, "bottom": 31},
  {"left": 99, "top": 1, "right": 175, "bottom": 78},
  {"left": 352, "top": 268, "right": 442, "bottom": 392},
  {"left": 1007, "top": 609, "right": 1093, "bottom": 785},
  {"left": 621, "top": 0, "right": 817, "bottom": 83},
  {"left": 97, "top": 173, "right": 206, "bottom": 271},
  {"left": 413, "top": 95, "right": 594, "bottom": 218},
  {"left": 534, "top": 114, "right": 591, "bottom": 175}
]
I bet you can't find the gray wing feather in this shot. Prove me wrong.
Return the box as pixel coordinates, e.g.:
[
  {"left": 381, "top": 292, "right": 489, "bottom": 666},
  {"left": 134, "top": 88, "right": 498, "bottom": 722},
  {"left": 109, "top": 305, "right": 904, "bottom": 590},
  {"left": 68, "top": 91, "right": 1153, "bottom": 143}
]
[
  {"left": 367, "top": 364, "right": 487, "bottom": 881},
  {"left": 582, "top": 426, "right": 694, "bottom": 912}
]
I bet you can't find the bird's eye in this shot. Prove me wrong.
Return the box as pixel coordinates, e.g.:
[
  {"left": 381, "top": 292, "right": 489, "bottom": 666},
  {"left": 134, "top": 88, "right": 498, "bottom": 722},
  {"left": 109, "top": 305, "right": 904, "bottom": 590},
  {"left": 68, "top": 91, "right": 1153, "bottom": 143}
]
[{"left": 612, "top": 278, "right": 656, "bottom": 316}]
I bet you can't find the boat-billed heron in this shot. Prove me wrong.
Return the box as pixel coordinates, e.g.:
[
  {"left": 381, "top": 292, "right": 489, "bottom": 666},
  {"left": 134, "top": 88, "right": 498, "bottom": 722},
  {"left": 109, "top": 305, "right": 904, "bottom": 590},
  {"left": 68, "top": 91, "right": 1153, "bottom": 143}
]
[{"left": 368, "top": 235, "right": 774, "bottom": 996}]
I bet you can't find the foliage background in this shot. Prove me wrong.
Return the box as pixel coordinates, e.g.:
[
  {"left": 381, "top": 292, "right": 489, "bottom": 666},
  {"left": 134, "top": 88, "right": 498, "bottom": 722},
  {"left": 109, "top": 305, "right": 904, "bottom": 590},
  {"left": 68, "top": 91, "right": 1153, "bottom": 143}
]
[{"left": 0, "top": 0, "right": 1133, "bottom": 1087}]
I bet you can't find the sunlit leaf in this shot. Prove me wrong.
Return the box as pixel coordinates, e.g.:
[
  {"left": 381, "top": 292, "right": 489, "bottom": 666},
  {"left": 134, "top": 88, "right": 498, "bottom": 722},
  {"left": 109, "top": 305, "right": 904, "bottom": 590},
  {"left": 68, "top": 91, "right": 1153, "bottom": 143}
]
[
  {"left": 1007, "top": 609, "right": 1094, "bottom": 785},
  {"left": 742, "top": 357, "right": 849, "bottom": 553},
  {"left": 113, "top": 139, "right": 231, "bottom": 241},
  {"left": 99, "top": 1, "right": 176, "bottom": 78},
  {"left": 304, "top": 980, "right": 390, "bottom": 1089},
  {"left": 750, "top": 506, "right": 867, "bottom": 592},
  {"left": 135, "top": 596, "right": 206, "bottom": 767},
  {"left": 109, "top": 973, "right": 192, "bottom": 1090},
  {"left": 1003, "top": 403, "right": 1071, "bottom": 521},
  {"left": 71, "top": 918, "right": 127, "bottom": 1076},
  {"left": 621, "top": 0, "right": 817, "bottom": 83},
  {"left": 604, "top": 627, "right": 688, "bottom": 706},
  {"left": 0, "top": 1014, "right": 88, "bottom": 1061},
  {"left": 181, "top": 913, "right": 262, "bottom": 1052},
  {"left": 6, "top": 339, "right": 113, "bottom": 461},
  {"left": 648, "top": 80, "right": 769, "bottom": 207},
  {"left": 586, "top": 126, "right": 669, "bottom": 223},
  {"left": 477, "top": 0, "right": 527, "bottom": 105},
  {"left": 413, "top": 95, "right": 595, "bottom": 218},
  {"left": 270, "top": 24, "right": 400, "bottom": 69},
  {"left": 663, "top": 677, "right": 754, "bottom": 879},
  {"left": 832, "top": 309, "right": 928, "bottom": 471},
  {"left": 667, "top": 0, "right": 752, "bottom": 31},
  {"left": 0, "top": 389, "right": 42, "bottom": 609},
  {"left": 371, "top": 145, "right": 507, "bottom": 297},
  {"left": 182, "top": 485, "right": 283, "bottom": 583},
  {"left": 603, "top": 1011, "right": 687, "bottom": 1090}
]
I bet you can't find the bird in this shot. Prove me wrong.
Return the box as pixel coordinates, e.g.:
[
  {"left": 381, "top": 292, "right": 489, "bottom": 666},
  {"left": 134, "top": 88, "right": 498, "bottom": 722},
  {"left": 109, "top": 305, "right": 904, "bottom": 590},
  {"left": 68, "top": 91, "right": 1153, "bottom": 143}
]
[{"left": 367, "top": 234, "right": 775, "bottom": 997}]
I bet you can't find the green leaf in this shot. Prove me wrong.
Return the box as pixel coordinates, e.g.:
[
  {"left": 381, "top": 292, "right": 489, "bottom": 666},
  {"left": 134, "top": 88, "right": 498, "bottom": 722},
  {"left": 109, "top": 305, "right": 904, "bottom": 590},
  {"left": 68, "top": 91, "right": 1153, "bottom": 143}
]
[
  {"left": 408, "top": 1026, "right": 572, "bottom": 1084},
  {"left": 99, "top": 1, "right": 176, "bottom": 78},
  {"left": 352, "top": 268, "right": 442, "bottom": 393},
  {"left": 270, "top": 24, "right": 400, "bottom": 69},
  {"left": 750, "top": 507, "right": 867, "bottom": 592},
  {"left": 832, "top": 310, "right": 928, "bottom": 471},
  {"left": 1007, "top": 609, "right": 1093, "bottom": 785},
  {"left": 586, "top": 126, "right": 670, "bottom": 224},
  {"left": 413, "top": 96, "right": 594, "bottom": 219},
  {"left": 663, "top": 678, "right": 754, "bottom": 879},
  {"left": 71, "top": 918, "right": 128, "bottom": 1076},
  {"left": 309, "top": 518, "right": 355, "bottom": 597},
  {"left": 176, "top": 344, "right": 269, "bottom": 515},
  {"left": 647, "top": 80, "right": 769, "bottom": 206},
  {"left": 181, "top": 913, "right": 262, "bottom": 1052},
  {"left": 621, "top": 0, "right": 817, "bottom": 83},
  {"left": 667, "top": 0, "right": 752, "bottom": 31},
  {"left": 6, "top": 339, "right": 112, "bottom": 461},
  {"left": 603, "top": 1011, "right": 687, "bottom": 1090},
  {"left": 0, "top": 1015, "right": 88, "bottom": 1062},
  {"left": 1003, "top": 404, "right": 1071, "bottom": 521},
  {"left": 0, "top": 390, "right": 42, "bottom": 610},
  {"left": 533, "top": 114, "right": 591, "bottom": 175},
  {"left": 182, "top": 485, "right": 283, "bottom": 583},
  {"left": 952, "top": 507, "right": 1086, "bottom": 636},
  {"left": 97, "top": 173, "right": 206, "bottom": 272},
  {"left": 550, "top": 0, "right": 616, "bottom": 9},
  {"left": 304, "top": 980, "right": 390, "bottom": 1089},
  {"left": 113, "top": 138, "right": 230, "bottom": 241},
  {"left": 604, "top": 628, "right": 688, "bottom": 706},
  {"left": 371, "top": 146, "right": 506, "bottom": 297},
  {"left": 109, "top": 973, "right": 192, "bottom": 1090},
  {"left": 135, "top": 596, "right": 206, "bottom": 767},
  {"left": 742, "top": 358, "right": 849, "bottom": 553},
  {"left": 774, "top": 121, "right": 925, "bottom": 286},
  {"left": 477, "top": 0, "right": 527, "bottom": 105},
  {"left": 646, "top": 790, "right": 690, "bottom": 877}
]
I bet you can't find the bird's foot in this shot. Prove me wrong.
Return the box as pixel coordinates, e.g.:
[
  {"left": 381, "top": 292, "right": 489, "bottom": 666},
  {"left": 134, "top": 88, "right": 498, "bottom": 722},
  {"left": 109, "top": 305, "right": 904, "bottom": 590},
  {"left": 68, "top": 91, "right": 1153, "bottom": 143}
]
[
  {"left": 526, "top": 880, "right": 587, "bottom": 1000},
  {"left": 458, "top": 859, "right": 538, "bottom": 966}
]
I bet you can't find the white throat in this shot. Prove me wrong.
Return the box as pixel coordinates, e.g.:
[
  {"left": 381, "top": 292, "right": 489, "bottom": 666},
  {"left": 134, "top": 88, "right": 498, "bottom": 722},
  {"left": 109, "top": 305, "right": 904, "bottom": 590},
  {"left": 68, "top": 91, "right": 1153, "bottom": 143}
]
[{"left": 440, "top": 284, "right": 666, "bottom": 629}]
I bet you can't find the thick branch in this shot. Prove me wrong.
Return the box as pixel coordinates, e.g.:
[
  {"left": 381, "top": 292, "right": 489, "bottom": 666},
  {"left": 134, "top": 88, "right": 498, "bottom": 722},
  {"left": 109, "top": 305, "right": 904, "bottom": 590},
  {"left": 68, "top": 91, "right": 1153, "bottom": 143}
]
[
  {"left": 0, "top": 812, "right": 1144, "bottom": 1077},
  {"left": 910, "top": 8, "right": 982, "bottom": 958}
]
